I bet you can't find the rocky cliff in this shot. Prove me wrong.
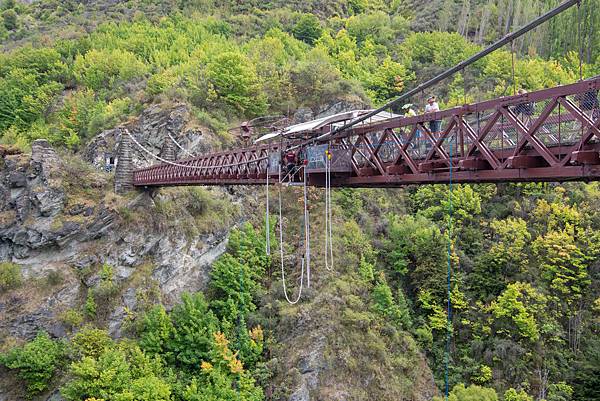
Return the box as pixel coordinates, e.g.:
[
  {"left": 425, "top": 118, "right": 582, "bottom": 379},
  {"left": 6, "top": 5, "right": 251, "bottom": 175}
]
[{"left": 0, "top": 104, "right": 240, "bottom": 401}]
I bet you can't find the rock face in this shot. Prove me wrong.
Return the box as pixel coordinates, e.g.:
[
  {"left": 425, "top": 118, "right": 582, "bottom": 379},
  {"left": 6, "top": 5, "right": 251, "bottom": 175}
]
[
  {"left": 0, "top": 139, "right": 230, "bottom": 345},
  {"left": 84, "top": 103, "right": 213, "bottom": 171}
]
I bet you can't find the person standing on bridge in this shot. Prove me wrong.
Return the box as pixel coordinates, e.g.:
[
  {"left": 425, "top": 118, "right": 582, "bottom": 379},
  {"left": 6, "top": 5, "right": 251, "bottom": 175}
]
[
  {"left": 283, "top": 146, "right": 297, "bottom": 180},
  {"left": 425, "top": 96, "right": 442, "bottom": 134},
  {"left": 577, "top": 89, "right": 599, "bottom": 120},
  {"left": 402, "top": 104, "right": 417, "bottom": 117},
  {"left": 514, "top": 89, "right": 535, "bottom": 126}
]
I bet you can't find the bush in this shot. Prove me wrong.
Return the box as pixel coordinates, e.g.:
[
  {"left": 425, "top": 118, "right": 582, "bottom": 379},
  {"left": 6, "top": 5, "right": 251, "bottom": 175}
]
[
  {"left": 0, "top": 331, "right": 64, "bottom": 396},
  {"left": 84, "top": 291, "right": 97, "bottom": 318},
  {"left": 433, "top": 383, "right": 498, "bottom": 401},
  {"left": 46, "top": 270, "right": 64, "bottom": 286},
  {"left": 59, "top": 309, "right": 84, "bottom": 331},
  {"left": 0, "top": 261, "right": 22, "bottom": 292},
  {"left": 71, "top": 326, "right": 113, "bottom": 358},
  {"left": 291, "top": 14, "right": 322, "bottom": 45},
  {"left": 1, "top": 8, "right": 16, "bottom": 30}
]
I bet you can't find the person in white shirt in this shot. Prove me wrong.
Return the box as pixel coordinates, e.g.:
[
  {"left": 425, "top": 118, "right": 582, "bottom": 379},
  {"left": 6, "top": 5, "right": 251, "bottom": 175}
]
[
  {"left": 402, "top": 103, "right": 417, "bottom": 117},
  {"left": 425, "top": 95, "right": 442, "bottom": 133}
]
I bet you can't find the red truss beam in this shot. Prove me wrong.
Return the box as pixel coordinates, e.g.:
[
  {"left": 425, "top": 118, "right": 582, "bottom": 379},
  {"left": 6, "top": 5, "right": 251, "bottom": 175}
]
[{"left": 133, "top": 78, "right": 600, "bottom": 188}]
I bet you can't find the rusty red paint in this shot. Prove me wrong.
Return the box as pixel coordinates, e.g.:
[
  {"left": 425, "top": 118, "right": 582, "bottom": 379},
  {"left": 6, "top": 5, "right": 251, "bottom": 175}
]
[{"left": 133, "top": 78, "right": 600, "bottom": 187}]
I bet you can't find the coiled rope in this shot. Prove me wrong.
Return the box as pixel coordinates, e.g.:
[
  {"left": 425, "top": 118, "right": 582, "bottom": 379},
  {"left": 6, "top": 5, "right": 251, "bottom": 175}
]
[{"left": 278, "top": 164, "right": 305, "bottom": 304}]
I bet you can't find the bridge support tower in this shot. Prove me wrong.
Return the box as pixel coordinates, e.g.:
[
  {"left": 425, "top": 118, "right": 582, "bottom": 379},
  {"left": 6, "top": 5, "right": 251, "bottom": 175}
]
[{"left": 115, "top": 130, "right": 133, "bottom": 194}]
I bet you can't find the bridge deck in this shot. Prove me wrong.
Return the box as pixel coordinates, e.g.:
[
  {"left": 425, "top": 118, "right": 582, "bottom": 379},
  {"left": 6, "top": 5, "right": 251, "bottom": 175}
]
[{"left": 133, "top": 78, "right": 600, "bottom": 187}]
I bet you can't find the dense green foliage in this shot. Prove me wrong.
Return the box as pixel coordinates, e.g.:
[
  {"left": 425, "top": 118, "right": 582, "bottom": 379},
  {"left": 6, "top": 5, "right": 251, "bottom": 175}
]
[
  {"left": 0, "top": 224, "right": 270, "bottom": 400},
  {"left": 0, "top": 0, "right": 597, "bottom": 150},
  {"left": 367, "top": 183, "right": 600, "bottom": 401},
  {"left": 0, "top": 331, "right": 65, "bottom": 396},
  {"left": 1, "top": 1, "right": 600, "bottom": 400}
]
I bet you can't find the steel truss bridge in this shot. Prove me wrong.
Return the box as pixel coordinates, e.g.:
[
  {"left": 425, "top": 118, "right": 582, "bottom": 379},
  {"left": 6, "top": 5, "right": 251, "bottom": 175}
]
[{"left": 132, "top": 78, "right": 600, "bottom": 188}]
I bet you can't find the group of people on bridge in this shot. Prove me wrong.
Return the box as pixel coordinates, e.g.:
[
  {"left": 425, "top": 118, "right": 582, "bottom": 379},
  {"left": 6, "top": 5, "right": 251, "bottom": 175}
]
[{"left": 243, "top": 86, "right": 600, "bottom": 179}]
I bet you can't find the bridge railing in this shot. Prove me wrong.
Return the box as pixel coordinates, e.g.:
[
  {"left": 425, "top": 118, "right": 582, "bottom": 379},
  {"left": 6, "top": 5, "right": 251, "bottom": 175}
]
[{"left": 133, "top": 77, "right": 600, "bottom": 186}]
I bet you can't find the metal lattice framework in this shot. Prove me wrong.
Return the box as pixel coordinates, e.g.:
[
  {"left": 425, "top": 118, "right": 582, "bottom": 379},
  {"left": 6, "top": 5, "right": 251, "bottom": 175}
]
[{"left": 133, "top": 77, "right": 600, "bottom": 188}]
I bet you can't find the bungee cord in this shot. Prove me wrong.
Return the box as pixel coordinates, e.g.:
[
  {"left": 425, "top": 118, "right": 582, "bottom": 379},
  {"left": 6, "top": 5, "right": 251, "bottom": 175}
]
[
  {"left": 324, "top": 149, "right": 334, "bottom": 271},
  {"left": 278, "top": 164, "right": 305, "bottom": 305},
  {"left": 303, "top": 165, "right": 311, "bottom": 288},
  {"left": 444, "top": 130, "right": 454, "bottom": 401},
  {"left": 265, "top": 165, "right": 271, "bottom": 256}
]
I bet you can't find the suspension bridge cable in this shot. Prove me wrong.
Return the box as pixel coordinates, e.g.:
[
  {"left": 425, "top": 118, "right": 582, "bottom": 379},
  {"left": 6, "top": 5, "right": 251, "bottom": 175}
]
[
  {"left": 278, "top": 165, "right": 305, "bottom": 305},
  {"left": 126, "top": 128, "right": 271, "bottom": 170},
  {"left": 167, "top": 130, "right": 196, "bottom": 158}
]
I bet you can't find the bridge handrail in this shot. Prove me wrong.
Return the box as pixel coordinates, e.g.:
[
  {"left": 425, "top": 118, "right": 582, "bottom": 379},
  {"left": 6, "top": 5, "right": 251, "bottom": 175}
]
[{"left": 133, "top": 77, "right": 600, "bottom": 176}]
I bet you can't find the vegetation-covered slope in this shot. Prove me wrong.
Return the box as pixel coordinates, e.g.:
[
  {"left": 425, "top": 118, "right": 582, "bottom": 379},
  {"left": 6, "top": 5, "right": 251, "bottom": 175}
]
[{"left": 0, "top": 0, "right": 599, "bottom": 401}]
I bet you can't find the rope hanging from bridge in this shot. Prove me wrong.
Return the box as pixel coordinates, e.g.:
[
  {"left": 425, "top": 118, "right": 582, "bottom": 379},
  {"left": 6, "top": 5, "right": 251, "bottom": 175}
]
[
  {"left": 265, "top": 165, "right": 271, "bottom": 256},
  {"left": 444, "top": 130, "right": 454, "bottom": 401},
  {"left": 278, "top": 164, "right": 306, "bottom": 304},
  {"left": 303, "top": 165, "right": 311, "bottom": 288},
  {"left": 324, "top": 148, "right": 334, "bottom": 271}
]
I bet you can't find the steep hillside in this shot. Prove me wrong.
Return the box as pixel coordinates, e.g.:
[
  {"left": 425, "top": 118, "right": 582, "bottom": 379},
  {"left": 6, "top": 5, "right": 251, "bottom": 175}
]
[{"left": 0, "top": 0, "right": 599, "bottom": 401}]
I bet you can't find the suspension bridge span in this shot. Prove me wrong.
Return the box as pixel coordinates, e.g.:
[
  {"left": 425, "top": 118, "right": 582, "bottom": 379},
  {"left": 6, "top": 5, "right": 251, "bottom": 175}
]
[{"left": 132, "top": 77, "right": 600, "bottom": 188}]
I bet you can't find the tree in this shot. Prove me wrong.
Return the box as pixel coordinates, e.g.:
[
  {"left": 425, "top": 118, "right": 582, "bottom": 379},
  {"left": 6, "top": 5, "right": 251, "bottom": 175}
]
[
  {"left": 385, "top": 214, "right": 447, "bottom": 298},
  {"left": 0, "top": 68, "right": 62, "bottom": 133},
  {"left": 532, "top": 228, "right": 590, "bottom": 312},
  {"left": 504, "top": 388, "right": 533, "bottom": 401},
  {"left": 183, "top": 332, "right": 263, "bottom": 401},
  {"left": 139, "top": 305, "right": 174, "bottom": 356},
  {"left": 61, "top": 343, "right": 170, "bottom": 401},
  {"left": 292, "top": 14, "right": 323, "bottom": 45},
  {"left": 2, "top": 9, "right": 16, "bottom": 31},
  {"left": 372, "top": 272, "right": 411, "bottom": 329},
  {"left": 168, "top": 292, "right": 219, "bottom": 370},
  {"left": 199, "top": 51, "right": 267, "bottom": 116},
  {"left": 0, "top": 331, "right": 64, "bottom": 396},
  {"left": 490, "top": 282, "right": 547, "bottom": 342},
  {"left": 366, "top": 56, "right": 412, "bottom": 104},
  {"left": 71, "top": 327, "right": 114, "bottom": 359},
  {"left": 433, "top": 383, "right": 498, "bottom": 401},
  {"left": 471, "top": 217, "right": 531, "bottom": 299}
]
